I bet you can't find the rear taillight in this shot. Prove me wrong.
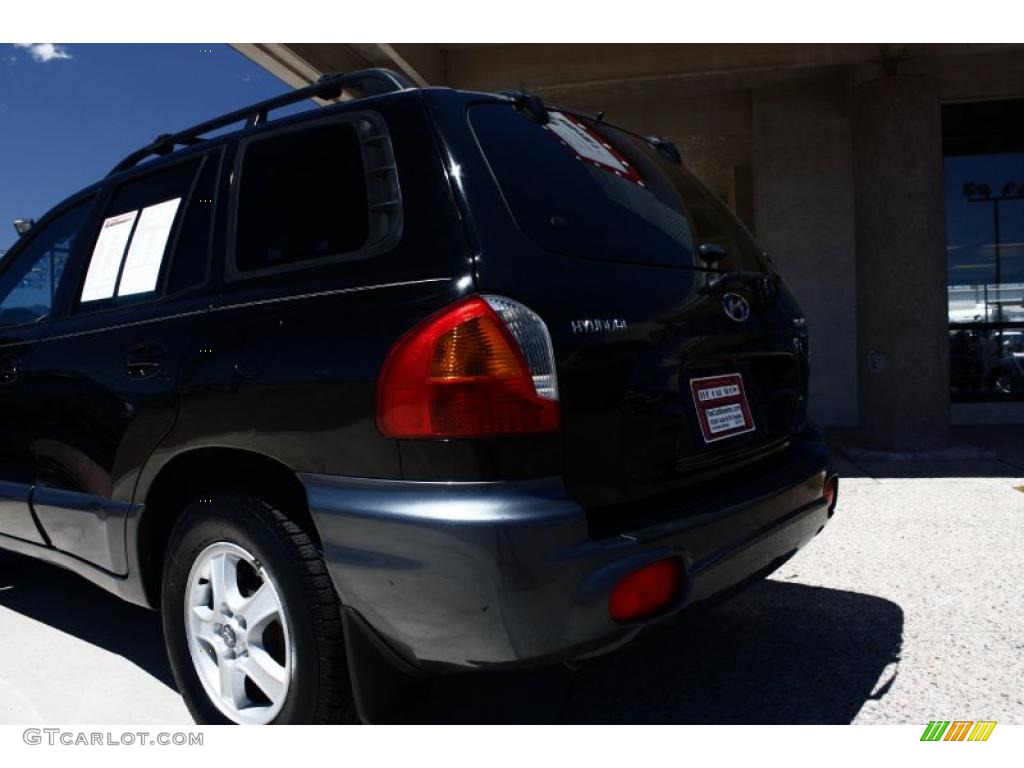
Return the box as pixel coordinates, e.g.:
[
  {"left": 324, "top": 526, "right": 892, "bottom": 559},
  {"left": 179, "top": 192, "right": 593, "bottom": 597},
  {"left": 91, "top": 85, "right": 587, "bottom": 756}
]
[
  {"left": 376, "top": 295, "right": 560, "bottom": 438},
  {"left": 824, "top": 475, "right": 839, "bottom": 511}
]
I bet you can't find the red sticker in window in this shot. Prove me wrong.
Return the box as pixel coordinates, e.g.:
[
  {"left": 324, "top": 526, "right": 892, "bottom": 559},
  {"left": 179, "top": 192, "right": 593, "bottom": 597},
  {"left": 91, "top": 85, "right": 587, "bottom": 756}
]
[{"left": 545, "top": 111, "right": 644, "bottom": 186}]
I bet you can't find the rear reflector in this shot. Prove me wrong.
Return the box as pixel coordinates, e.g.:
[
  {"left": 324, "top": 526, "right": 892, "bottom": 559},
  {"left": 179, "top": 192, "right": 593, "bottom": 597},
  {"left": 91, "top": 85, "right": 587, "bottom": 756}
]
[
  {"left": 609, "top": 558, "right": 682, "bottom": 624},
  {"left": 824, "top": 476, "right": 839, "bottom": 511},
  {"left": 376, "top": 295, "right": 559, "bottom": 438}
]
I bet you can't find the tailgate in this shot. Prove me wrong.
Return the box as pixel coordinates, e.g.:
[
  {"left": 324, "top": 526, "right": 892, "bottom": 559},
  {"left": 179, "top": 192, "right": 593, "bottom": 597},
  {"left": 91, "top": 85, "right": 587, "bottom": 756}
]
[{"left": 467, "top": 99, "right": 811, "bottom": 521}]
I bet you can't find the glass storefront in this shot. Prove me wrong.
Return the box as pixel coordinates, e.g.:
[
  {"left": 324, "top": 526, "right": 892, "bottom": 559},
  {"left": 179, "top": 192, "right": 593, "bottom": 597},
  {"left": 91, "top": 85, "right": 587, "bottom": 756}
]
[{"left": 944, "top": 100, "right": 1024, "bottom": 401}]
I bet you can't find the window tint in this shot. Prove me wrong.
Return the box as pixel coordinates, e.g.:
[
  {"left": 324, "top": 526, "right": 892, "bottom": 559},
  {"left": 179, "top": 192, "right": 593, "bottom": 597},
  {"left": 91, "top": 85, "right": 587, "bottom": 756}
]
[
  {"left": 470, "top": 103, "right": 767, "bottom": 272},
  {"left": 79, "top": 159, "right": 200, "bottom": 306},
  {"left": 0, "top": 198, "right": 92, "bottom": 327},
  {"left": 235, "top": 121, "right": 370, "bottom": 273},
  {"left": 689, "top": 204, "right": 749, "bottom": 260},
  {"left": 167, "top": 154, "right": 219, "bottom": 294}
]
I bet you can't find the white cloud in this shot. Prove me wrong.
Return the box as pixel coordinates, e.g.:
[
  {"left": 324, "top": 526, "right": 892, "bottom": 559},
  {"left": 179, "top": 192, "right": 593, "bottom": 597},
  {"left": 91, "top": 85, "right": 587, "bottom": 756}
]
[{"left": 13, "top": 43, "right": 72, "bottom": 63}]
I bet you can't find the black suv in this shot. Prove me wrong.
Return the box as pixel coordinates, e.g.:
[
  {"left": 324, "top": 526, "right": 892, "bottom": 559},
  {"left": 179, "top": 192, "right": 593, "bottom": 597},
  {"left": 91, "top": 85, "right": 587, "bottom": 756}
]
[{"left": 0, "top": 69, "right": 837, "bottom": 724}]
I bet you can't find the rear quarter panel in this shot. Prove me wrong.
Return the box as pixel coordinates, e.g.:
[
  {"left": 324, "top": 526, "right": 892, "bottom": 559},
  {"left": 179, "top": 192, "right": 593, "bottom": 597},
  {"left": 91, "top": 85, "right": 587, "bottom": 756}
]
[{"left": 135, "top": 93, "right": 472, "bottom": 497}]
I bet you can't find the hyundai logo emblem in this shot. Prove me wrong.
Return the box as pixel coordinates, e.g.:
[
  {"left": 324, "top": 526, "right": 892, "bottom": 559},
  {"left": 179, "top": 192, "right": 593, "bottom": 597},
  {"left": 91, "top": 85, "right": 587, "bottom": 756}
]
[{"left": 722, "top": 293, "right": 751, "bottom": 323}]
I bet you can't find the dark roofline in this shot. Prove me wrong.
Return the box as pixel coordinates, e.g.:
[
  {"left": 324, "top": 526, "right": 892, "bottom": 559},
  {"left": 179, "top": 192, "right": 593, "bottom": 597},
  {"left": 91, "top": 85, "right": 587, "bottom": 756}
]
[{"left": 107, "top": 68, "right": 413, "bottom": 178}]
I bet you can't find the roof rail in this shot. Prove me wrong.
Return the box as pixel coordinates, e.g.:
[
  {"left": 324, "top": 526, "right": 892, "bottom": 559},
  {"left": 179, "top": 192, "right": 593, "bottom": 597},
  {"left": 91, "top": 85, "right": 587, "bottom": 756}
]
[{"left": 107, "top": 68, "right": 413, "bottom": 177}]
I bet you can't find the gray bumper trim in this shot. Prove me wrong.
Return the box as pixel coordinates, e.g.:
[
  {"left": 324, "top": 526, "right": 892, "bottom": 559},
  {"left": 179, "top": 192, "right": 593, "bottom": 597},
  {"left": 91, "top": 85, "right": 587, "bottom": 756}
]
[{"left": 300, "top": 453, "right": 830, "bottom": 671}]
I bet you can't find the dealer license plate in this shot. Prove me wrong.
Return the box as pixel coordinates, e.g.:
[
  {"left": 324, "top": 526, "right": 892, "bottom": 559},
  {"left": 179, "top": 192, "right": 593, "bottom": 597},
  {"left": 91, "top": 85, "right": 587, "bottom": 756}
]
[{"left": 689, "top": 373, "right": 756, "bottom": 443}]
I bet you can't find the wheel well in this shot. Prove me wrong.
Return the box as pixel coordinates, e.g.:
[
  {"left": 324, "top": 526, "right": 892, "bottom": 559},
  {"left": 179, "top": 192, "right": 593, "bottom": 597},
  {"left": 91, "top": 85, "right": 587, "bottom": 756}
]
[{"left": 137, "top": 448, "right": 320, "bottom": 608}]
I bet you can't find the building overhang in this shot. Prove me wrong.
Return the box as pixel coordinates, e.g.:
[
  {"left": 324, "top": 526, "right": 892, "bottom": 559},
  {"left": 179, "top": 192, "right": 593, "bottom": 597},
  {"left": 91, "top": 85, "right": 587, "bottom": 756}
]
[{"left": 234, "top": 43, "right": 1024, "bottom": 104}]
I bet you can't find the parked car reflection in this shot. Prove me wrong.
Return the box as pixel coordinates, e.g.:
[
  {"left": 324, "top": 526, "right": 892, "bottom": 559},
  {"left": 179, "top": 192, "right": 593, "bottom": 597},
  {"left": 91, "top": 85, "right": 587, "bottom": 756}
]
[{"left": 950, "top": 325, "right": 1024, "bottom": 397}]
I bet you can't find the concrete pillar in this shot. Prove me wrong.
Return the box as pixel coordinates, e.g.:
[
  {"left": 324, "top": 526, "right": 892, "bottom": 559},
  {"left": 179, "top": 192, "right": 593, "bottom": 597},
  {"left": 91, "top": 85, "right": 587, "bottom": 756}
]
[
  {"left": 732, "top": 164, "right": 755, "bottom": 232},
  {"left": 851, "top": 75, "right": 949, "bottom": 450},
  {"left": 753, "top": 82, "right": 858, "bottom": 427}
]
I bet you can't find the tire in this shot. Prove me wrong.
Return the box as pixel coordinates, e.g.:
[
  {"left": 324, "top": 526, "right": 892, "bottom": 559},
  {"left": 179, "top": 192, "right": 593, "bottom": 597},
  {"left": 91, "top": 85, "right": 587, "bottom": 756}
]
[{"left": 161, "top": 492, "right": 357, "bottom": 724}]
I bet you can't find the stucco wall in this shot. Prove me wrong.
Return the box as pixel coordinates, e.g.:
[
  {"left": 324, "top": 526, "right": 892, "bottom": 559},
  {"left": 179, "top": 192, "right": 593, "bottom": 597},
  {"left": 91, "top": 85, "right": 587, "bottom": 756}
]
[
  {"left": 752, "top": 81, "right": 859, "bottom": 427},
  {"left": 851, "top": 75, "right": 949, "bottom": 450}
]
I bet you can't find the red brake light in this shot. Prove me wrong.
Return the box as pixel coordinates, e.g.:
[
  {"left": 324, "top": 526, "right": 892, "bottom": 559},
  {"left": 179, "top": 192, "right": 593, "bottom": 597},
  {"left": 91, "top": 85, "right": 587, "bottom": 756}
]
[
  {"left": 376, "top": 295, "right": 560, "bottom": 438},
  {"left": 609, "top": 558, "right": 682, "bottom": 624}
]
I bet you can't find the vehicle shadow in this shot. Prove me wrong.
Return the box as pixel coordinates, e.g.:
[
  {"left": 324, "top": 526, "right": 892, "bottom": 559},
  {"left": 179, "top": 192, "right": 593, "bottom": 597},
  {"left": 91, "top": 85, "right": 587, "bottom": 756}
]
[
  {"left": 0, "top": 549, "right": 904, "bottom": 724},
  {"left": 414, "top": 580, "right": 904, "bottom": 724},
  {"left": 0, "top": 549, "right": 177, "bottom": 690}
]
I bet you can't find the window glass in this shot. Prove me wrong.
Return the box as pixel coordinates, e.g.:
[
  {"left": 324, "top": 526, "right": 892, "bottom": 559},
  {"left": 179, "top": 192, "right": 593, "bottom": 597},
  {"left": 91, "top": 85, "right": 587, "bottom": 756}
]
[
  {"left": 79, "top": 160, "right": 199, "bottom": 305},
  {"left": 235, "top": 121, "right": 370, "bottom": 272},
  {"left": 167, "top": 155, "right": 218, "bottom": 294},
  {"left": 944, "top": 99, "right": 1024, "bottom": 401},
  {"left": 0, "top": 198, "right": 92, "bottom": 327},
  {"left": 469, "top": 103, "right": 767, "bottom": 272}
]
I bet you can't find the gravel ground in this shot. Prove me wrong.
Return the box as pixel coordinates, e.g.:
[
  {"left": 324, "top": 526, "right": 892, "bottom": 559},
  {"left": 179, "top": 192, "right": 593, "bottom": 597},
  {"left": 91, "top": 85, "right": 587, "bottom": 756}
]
[{"left": 1, "top": 451, "right": 1021, "bottom": 724}]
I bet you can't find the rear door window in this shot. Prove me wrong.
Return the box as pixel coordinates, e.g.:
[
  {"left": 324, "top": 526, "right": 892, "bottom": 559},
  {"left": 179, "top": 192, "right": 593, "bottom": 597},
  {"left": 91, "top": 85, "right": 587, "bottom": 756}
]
[
  {"left": 77, "top": 158, "right": 202, "bottom": 308},
  {"left": 166, "top": 152, "right": 221, "bottom": 295},
  {"left": 470, "top": 102, "right": 766, "bottom": 272}
]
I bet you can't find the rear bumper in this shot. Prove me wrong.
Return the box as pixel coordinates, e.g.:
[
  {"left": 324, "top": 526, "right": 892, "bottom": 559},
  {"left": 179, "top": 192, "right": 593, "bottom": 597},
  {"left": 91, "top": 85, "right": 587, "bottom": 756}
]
[{"left": 301, "top": 430, "right": 833, "bottom": 672}]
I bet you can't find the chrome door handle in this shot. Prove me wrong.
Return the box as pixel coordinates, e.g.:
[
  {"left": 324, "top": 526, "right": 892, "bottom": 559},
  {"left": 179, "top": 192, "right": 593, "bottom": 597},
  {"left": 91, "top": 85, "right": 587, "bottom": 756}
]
[
  {"left": 123, "top": 343, "right": 166, "bottom": 379},
  {"left": 0, "top": 356, "right": 21, "bottom": 384}
]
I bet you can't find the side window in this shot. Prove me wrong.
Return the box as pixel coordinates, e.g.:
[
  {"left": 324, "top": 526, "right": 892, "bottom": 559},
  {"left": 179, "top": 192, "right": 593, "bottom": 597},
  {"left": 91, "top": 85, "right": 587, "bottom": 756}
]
[
  {"left": 167, "top": 154, "right": 219, "bottom": 294},
  {"left": 0, "top": 198, "right": 92, "bottom": 327},
  {"left": 233, "top": 115, "right": 399, "bottom": 276},
  {"left": 78, "top": 159, "right": 201, "bottom": 308}
]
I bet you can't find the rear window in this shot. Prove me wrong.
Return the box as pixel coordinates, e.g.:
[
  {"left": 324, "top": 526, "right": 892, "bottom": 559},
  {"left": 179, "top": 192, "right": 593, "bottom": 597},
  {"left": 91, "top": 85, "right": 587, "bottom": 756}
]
[{"left": 470, "top": 102, "right": 766, "bottom": 271}]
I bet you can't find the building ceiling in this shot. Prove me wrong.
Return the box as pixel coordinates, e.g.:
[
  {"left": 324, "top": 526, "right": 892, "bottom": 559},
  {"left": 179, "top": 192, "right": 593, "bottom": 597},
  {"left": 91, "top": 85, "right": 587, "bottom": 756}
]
[{"left": 235, "top": 43, "right": 1024, "bottom": 97}]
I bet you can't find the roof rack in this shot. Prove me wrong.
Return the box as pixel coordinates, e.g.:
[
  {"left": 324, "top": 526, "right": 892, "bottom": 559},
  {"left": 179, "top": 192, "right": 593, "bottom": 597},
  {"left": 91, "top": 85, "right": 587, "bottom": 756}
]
[{"left": 107, "top": 68, "right": 413, "bottom": 177}]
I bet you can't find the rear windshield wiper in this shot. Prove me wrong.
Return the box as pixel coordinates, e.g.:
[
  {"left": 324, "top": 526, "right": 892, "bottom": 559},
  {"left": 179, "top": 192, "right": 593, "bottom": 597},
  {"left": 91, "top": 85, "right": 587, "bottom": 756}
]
[
  {"left": 502, "top": 90, "right": 683, "bottom": 165},
  {"left": 698, "top": 270, "right": 774, "bottom": 296}
]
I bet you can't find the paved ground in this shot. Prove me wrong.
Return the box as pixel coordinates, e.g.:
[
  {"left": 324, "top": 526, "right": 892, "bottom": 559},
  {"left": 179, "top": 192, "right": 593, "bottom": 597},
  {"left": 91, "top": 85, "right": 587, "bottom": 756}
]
[{"left": 1, "top": 427, "right": 1021, "bottom": 724}]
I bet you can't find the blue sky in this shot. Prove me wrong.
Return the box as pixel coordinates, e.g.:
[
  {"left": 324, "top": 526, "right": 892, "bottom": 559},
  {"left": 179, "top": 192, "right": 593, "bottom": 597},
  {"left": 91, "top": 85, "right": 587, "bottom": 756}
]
[
  {"left": 945, "top": 153, "right": 1024, "bottom": 286},
  {"left": 0, "top": 44, "right": 298, "bottom": 251}
]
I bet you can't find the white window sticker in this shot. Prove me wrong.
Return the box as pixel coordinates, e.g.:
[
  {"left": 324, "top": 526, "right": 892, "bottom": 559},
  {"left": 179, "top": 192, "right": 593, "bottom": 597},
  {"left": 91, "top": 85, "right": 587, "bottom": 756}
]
[
  {"left": 705, "top": 403, "right": 748, "bottom": 435},
  {"left": 547, "top": 112, "right": 629, "bottom": 174},
  {"left": 117, "top": 198, "right": 180, "bottom": 297},
  {"left": 81, "top": 211, "right": 138, "bottom": 302}
]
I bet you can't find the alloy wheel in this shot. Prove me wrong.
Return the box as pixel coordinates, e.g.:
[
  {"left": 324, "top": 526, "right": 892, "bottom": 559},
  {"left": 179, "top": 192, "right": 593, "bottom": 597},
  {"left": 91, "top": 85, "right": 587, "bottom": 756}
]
[{"left": 184, "top": 541, "right": 294, "bottom": 724}]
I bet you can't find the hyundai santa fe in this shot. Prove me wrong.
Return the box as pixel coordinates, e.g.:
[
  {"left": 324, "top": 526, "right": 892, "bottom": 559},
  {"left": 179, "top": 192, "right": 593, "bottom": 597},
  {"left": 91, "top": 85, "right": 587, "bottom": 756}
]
[{"left": 0, "top": 68, "right": 838, "bottom": 724}]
